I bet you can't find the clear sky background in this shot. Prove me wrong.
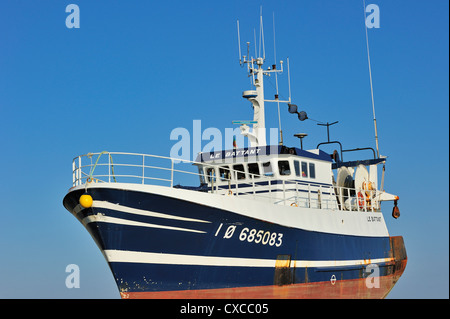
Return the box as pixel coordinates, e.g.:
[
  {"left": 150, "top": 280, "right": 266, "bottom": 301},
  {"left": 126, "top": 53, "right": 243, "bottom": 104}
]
[{"left": 0, "top": 0, "right": 448, "bottom": 299}]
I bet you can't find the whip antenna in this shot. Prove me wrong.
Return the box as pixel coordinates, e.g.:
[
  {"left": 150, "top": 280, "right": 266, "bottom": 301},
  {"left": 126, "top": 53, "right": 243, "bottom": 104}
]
[
  {"left": 363, "top": 0, "right": 380, "bottom": 159},
  {"left": 237, "top": 20, "right": 242, "bottom": 65},
  {"left": 273, "top": 12, "right": 283, "bottom": 145},
  {"left": 259, "top": 6, "right": 265, "bottom": 60},
  {"left": 254, "top": 29, "right": 257, "bottom": 59}
]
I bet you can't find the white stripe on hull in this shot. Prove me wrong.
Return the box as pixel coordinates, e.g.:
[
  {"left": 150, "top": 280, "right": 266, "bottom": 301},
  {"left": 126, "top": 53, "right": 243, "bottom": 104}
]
[
  {"left": 92, "top": 200, "right": 211, "bottom": 223},
  {"left": 103, "top": 249, "right": 393, "bottom": 268},
  {"left": 81, "top": 215, "right": 206, "bottom": 234},
  {"left": 73, "top": 201, "right": 210, "bottom": 224}
]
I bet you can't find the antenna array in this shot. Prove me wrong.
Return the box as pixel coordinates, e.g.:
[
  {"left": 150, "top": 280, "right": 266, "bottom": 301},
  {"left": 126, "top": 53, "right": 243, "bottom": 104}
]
[
  {"left": 236, "top": 12, "right": 293, "bottom": 108},
  {"left": 235, "top": 9, "right": 300, "bottom": 147}
]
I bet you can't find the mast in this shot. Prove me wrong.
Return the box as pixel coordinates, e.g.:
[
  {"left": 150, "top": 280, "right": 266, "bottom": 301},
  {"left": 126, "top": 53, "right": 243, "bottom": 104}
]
[
  {"left": 241, "top": 57, "right": 291, "bottom": 147},
  {"left": 249, "top": 58, "right": 267, "bottom": 146},
  {"left": 236, "top": 14, "right": 291, "bottom": 147}
]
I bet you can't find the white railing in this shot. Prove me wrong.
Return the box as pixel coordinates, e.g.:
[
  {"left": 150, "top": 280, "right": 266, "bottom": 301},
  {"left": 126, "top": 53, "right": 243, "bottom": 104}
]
[
  {"left": 71, "top": 151, "right": 380, "bottom": 212},
  {"left": 72, "top": 152, "right": 177, "bottom": 187}
]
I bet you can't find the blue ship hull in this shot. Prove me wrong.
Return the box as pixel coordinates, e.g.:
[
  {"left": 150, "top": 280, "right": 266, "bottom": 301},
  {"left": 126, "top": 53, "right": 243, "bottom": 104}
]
[{"left": 63, "top": 185, "right": 407, "bottom": 298}]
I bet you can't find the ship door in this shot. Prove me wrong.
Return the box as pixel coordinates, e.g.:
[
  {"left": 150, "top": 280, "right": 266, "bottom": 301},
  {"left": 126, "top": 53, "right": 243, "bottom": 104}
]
[{"left": 274, "top": 255, "right": 293, "bottom": 286}]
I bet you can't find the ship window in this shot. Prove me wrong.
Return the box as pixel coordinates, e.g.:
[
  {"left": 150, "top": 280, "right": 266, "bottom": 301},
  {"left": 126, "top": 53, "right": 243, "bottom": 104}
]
[
  {"left": 233, "top": 164, "right": 246, "bottom": 180},
  {"left": 294, "top": 160, "right": 301, "bottom": 177},
  {"left": 301, "top": 162, "right": 308, "bottom": 177},
  {"left": 278, "top": 160, "right": 291, "bottom": 176},
  {"left": 263, "top": 161, "right": 273, "bottom": 176},
  {"left": 219, "top": 166, "right": 231, "bottom": 181},
  {"left": 309, "top": 163, "right": 316, "bottom": 179},
  {"left": 205, "top": 167, "right": 216, "bottom": 182},
  {"left": 248, "top": 163, "right": 260, "bottom": 178}
]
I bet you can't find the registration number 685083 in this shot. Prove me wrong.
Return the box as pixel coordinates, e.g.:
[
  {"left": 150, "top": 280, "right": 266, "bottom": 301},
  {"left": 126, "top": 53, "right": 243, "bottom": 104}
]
[{"left": 238, "top": 228, "right": 283, "bottom": 247}]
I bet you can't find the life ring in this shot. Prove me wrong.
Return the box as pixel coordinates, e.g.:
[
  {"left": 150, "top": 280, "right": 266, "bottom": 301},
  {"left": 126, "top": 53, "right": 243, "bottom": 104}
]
[
  {"left": 290, "top": 202, "right": 298, "bottom": 207},
  {"left": 227, "top": 190, "right": 233, "bottom": 195},
  {"left": 362, "top": 182, "right": 373, "bottom": 207},
  {"left": 357, "top": 191, "right": 365, "bottom": 209}
]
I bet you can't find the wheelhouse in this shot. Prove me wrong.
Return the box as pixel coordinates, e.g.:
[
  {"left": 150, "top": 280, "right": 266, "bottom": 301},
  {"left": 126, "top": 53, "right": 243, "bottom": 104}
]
[
  {"left": 194, "top": 145, "right": 337, "bottom": 208},
  {"left": 195, "top": 145, "right": 332, "bottom": 185}
]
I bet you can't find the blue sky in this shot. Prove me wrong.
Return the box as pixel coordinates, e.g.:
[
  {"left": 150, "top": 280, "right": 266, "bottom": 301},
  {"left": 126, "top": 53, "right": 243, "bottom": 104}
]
[{"left": 0, "top": 0, "right": 448, "bottom": 298}]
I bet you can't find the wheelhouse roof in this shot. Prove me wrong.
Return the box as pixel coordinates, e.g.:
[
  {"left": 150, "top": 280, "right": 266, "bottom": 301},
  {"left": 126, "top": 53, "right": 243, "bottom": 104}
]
[{"left": 195, "top": 145, "right": 332, "bottom": 164}]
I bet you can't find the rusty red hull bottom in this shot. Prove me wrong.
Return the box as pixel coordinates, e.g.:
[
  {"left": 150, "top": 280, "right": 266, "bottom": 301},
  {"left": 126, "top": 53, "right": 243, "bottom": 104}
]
[{"left": 120, "top": 267, "right": 406, "bottom": 299}]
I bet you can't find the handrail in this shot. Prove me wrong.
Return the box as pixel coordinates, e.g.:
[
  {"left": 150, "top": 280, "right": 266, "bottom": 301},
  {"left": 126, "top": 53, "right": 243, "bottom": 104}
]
[{"left": 71, "top": 151, "right": 380, "bottom": 213}]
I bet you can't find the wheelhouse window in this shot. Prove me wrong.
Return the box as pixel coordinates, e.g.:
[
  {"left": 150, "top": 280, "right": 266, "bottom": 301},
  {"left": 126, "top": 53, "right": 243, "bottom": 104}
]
[
  {"left": 205, "top": 167, "right": 216, "bottom": 182},
  {"left": 263, "top": 161, "right": 273, "bottom": 176},
  {"left": 309, "top": 163, "right": 316, "bottom": 179},
  {"left": 278, "top": 160, "right": 291, "bottom": 176},
  {"left": 294, "top": 160, "right": 300, "bottom": 177},
  {"left": 248, "top": 163, "right": 260, "bottom": 178},
  {"left": 301, "top": 162, "right": 308, "bottom": 177},
  {"left": 219, "top": 166, "right": 231, "bottom": 181},
  {"left": 233, "top": 164, "right": 246, "bottom": 180}
]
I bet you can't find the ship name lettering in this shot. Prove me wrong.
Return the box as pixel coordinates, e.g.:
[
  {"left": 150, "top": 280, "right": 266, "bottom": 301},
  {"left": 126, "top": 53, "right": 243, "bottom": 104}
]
[
  {"left": 213, "top": 148, "right": 262, "bottom": 160},
  {"left": 367, "top": 216, "right": 381, "bottom": 222}
]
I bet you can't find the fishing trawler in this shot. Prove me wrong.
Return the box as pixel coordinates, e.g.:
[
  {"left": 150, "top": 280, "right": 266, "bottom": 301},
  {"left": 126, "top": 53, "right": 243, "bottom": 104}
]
[{"left": 62, "top": 16, "right": 406, "bottom": 299}]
